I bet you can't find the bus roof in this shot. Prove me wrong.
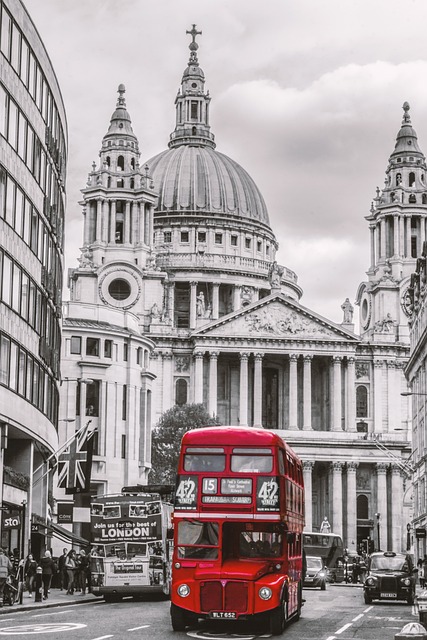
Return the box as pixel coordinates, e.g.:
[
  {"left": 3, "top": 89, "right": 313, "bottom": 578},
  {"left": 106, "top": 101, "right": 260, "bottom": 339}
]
[{"left": 181, "top": 426, "right": 296, "bottom": 454}]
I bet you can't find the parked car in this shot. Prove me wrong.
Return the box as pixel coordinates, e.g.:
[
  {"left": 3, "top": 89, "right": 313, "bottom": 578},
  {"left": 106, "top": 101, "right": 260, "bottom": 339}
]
[
  {"left": 303, "top": 555, "right": 327, "bottom": 590},
  {"left": 363, "top": 551, "right": 417, "bottom": 604}
]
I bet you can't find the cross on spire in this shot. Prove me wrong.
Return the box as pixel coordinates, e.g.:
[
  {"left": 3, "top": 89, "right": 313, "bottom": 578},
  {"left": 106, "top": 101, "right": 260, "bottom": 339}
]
[
  {"left": 186, "top": 24, "right": 202, "bottom": 64},
  {"left": 186, "top": 24, "right": 202, "bottom": 45}
]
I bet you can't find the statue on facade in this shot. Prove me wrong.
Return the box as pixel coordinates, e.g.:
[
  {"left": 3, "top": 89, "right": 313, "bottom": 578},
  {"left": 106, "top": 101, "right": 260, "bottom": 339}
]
[
  {"left": 341, "top": 298, "right": 354, "bottom": 323},
  {"left": 269, "top": 261, "right": 283, "bottom": 288},
  {"left": 320, "top": 517, "right": 331, "bottom": 533},
  {"left": 196, "top": 292, "right": 205, "bottom": 317},
  {"left": 150, "top": 302, "right": 161, "bottom": 320}
]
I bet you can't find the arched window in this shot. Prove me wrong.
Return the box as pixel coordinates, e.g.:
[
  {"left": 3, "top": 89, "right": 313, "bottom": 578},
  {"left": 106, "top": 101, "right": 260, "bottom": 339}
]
[
  {"left": 117, "top": 179, "right": 124, "bottom": 188},
  {"left": 409, "top": 172, "right": 416, "bottom": 187},
  {"left": 176, "top": 379, "right": 188, "bottom": 406},
  {"left": 356, "top": 386, "right": 368, "bottom": 417},
  {"left": 357, "top": 494, "right": 369, "bottom": 519},
  {"left": 409, "top": 194, "right": 416, "bottom": 203},
  {"left": 107, "top": 177, "right": 111, "bottom": 188},
  {"left": 423, "top": 194, "right": 427, "bottom": 204},
  {"left": 106, "top": 156, "right": 111, "bottom": 167},
  {"left": 130, "top": 178, "right": 134, "bottom": 189},
  {"left": 131, "top": 158, "right": 135, "bottom": 170},
  {"left": 396, "top": 173, "right": 402, "bottom": 186},
  {"left": 136, "top": 347, "right": 142, "bottom": 365},
  {"left": 192, "top": 126, "right": 197, "bottom": 135},
  {"left": 117, "top": 156, "right": 124, "bottom": 171}
]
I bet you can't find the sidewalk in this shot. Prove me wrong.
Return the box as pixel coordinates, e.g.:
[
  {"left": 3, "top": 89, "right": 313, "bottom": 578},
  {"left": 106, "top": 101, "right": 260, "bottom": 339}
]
[{"left": 0, "top": 589, "right": 102, "bottom": 615}]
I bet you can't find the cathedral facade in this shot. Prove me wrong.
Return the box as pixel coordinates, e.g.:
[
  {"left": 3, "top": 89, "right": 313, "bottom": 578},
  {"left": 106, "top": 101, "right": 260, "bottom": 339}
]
[{"left": 59, "top": 28, "right": 419, "bottom": 553}]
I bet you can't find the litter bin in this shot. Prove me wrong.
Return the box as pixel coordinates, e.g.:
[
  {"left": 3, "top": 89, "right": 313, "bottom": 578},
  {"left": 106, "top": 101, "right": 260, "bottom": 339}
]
[{"left": 34, "top": 567, "right": 42, "bottom": 603}]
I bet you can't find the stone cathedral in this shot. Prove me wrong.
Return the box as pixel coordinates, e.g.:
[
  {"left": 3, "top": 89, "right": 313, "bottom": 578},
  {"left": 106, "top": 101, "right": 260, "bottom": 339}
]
[{"left": 58, "top": 27, "right": 421, "bottom": 552}]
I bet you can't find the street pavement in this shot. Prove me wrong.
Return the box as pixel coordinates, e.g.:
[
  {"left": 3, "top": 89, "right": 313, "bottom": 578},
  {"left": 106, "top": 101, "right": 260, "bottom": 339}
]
[{"left": 0, "top": 587, "right": 102, "bottom": 614}]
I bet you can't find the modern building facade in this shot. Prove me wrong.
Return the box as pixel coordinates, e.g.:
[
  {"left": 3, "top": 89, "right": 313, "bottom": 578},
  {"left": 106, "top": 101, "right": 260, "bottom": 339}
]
[
  {"left": 0, "top": 0, "right": 67, "bottom": 558},
  {"left": 62, "top": 27, "right": 418, "bottom": 553}
]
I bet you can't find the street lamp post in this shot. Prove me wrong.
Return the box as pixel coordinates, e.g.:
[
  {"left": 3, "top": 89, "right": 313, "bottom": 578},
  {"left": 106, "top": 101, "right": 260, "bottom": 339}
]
[{"left": 375, "top": 513, "right": 381, "bottom": 550}]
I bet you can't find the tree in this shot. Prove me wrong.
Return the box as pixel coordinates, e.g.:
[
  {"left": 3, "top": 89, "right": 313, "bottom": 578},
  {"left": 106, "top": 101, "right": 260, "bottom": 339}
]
[{"left": 150, "top": 404, "right": 221, "bottom": 484}]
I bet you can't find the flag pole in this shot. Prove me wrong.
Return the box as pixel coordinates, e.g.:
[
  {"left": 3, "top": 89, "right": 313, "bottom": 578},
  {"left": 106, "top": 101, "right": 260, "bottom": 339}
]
[{"left": 32, "top": 420, "right": 92, "bottom": 481}]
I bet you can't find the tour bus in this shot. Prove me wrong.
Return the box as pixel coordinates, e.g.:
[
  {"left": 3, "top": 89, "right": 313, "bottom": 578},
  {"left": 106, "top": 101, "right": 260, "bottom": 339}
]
[
  {"left": 302, "top": 532, "right": 345, "bottom": 583},
  {"left": 171, "top": 426, "right": 305, "bottom": 635},
  {"left": 90, "top": 485, "right": 173, "bottom": 601}
]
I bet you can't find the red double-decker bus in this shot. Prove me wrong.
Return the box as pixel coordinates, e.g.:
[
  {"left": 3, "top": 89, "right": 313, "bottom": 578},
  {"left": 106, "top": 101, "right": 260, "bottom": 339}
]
[{"left": 170, "top": 426, "right": 305, "bottom": 635}]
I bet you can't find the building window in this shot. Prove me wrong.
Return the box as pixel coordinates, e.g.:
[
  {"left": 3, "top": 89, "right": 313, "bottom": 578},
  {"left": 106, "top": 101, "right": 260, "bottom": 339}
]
[
  {"left": 70, "top": 336, "right": 81, "bottom": 355},
  {"left": 190, "top": 101, "right": 198, "bottom": 119},
  {"left": 215, "top": 233, "right": 223, "bottom": 244},
  {"left": 104, "top": 340, "right": 112, "bottom": 358},
  {"left": 356, "top": 385, "right": 368, "bottom": 417},
  {"left": 86, "top": 338, "right": 99, "bottom": 357},
  {"left": 136, "top": 348, "right": 142, "bottom": 365},
  {"left": 117, "top": 156, "right": 124, "bottom": 171},
  {"left": 164, "top": 231, "right": 172, "bottom": 243},
  {"left": 257, "top": 241, "right": 262, "bottom": 252},
  {"left": 123, "top": 343, "right": 128, "bottom": 361},
  {"left": 108, "top": 279, "right": 131, "bottom": 301},
  {"left": 198, "top": 231, "right": 206, "bottom": 243},
  {"left": 121, "top": 434, "right": 127, "bottom": 459},
  {"left": 230, "top": 235, "right": 238, "bottom": 246},
  {"left": 176, "top": 378, "right": 188, "bottom": 406},
  {"left": 85, "top": 380, "right": 99, "bottom": 417},
  {"left": 180, "top": 231, "right": 189, "bottom": 243},
  {"left": 245, "top": 238, "right": 251, "bottom": 249},
  {"left": 122, "top": 384, "right": 127, "bottom": 420},
  {"left": 409, "top": 172, "right": 416, "bottom": 187},
  {"left": 357, "top": 494, "right": 369, "bottom": 519}
]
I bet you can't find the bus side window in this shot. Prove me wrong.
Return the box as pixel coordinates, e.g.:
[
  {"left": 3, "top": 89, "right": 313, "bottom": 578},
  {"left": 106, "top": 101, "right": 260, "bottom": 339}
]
[{"left": 278, "top": 451, "right": 285, "bottom": 475}]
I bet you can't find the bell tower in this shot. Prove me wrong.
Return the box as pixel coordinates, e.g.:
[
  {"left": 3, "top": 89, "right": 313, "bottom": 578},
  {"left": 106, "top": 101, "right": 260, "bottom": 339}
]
[{"left": 356, "top": 102, "right": 427, "bottom": 342}]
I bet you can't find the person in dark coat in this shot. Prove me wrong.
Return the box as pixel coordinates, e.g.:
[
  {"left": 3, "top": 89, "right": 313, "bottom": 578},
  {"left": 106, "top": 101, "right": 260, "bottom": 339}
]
[
  {"left": 24, "top": 553, "right": 37, "bottom": 596},
  {"left": 40, "top": 550, "right": 55, "bottom": 599},
  {"left": 57, "top": 548, "right": 68, "bottom": 591}
]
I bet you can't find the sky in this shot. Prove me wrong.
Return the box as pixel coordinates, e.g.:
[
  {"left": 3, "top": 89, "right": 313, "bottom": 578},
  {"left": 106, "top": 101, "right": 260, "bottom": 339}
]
[{"left": 24, "top": 0, "right": 427, "bottom": 325}]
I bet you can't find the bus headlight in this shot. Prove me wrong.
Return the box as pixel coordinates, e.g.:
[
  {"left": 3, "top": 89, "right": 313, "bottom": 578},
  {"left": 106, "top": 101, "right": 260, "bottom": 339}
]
[
  {"left": 174, "top": 562, "right": 181, "bottom": 569},
  {"left": 177, "top": 584, "right": 190, "bottom": 597},
  {"left": 365, "top": 577, "right": 376, "bottom": 586},
  {"left": 259, "top": 587, "right": 272, "bottom": 600},
  {"left": 401, "top": 578, "right": 411, "bottom": 586}
]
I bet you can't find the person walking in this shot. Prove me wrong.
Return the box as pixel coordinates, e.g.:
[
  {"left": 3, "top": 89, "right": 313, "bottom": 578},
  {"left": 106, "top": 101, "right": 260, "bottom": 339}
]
[
  {"left": 78, "top": 550, "right": 90, "bottom": 595},
  {"left": 65, "top": 550, "right": 76, "bottom": 595},
  {"left": 40, "top": 550, "right": 55, "bottom": 600},
  {"left": 24, "top": 553, "right": 37, "bottom": 597},
  {"left": 0, "top": 548, "right": 13, "bottom": 607},
  {"left": 57, "top": 548, "right": 68, "bottom": 591}
]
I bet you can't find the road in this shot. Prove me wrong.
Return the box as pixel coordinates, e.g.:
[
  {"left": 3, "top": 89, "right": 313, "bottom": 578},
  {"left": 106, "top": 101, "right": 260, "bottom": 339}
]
[{"left": 0, "top": 586, "right": 420, "bottom": 639}]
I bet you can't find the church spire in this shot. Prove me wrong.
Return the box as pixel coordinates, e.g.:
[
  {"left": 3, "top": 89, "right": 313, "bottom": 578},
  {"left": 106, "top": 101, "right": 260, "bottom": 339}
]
[{"left": 168, "top": 24, "right": 216, "bottom": 150}]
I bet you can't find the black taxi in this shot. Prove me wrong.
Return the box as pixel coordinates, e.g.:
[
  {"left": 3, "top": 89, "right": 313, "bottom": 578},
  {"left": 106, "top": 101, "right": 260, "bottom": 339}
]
[{"left": 363, "top": 551, "right": 417, "bottom": 604}]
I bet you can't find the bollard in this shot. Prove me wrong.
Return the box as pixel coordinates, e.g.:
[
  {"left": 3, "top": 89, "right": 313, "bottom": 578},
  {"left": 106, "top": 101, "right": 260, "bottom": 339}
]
[
  {"left": 395, "top": 622, "right": 427, "bottom": 639},
  {"left": 34, "top": 567, "right": 42, "bottom": 603},
  {"left": 419, "top": 590, "right": 427, "bottom": 627}
]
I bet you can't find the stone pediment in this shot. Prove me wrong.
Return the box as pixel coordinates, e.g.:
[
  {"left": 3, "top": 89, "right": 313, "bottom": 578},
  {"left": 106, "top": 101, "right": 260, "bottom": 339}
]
[{"left": 194, "top": 295, "right": 358, "bottom": 341}]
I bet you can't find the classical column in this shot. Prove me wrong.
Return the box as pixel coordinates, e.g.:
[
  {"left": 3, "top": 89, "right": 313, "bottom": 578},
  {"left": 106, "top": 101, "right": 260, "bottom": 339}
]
[
  {"left": 233, "top": 285, "right": 241, "bottom": 311},
  {"left": 422, "top": 216, "right": 426, "bottom": 249},
  {"left": 131, "top": 202, "right": 138, "bottom": 244},
  {"left": 303, "top": 355, "right": 312, "bottom": 430},
  {"left": 405, "top": 217, "right": 411, "bottom": 257},
  {"left": 380, "top": 218, "right": 386, "bottom": 259},
  {"left": 124, "top": 201, "right": 131, "bottom": 244},
  {"left": 400, "top": 214, "right": 405, "bottom": 258},
  {"left": 149, "top": 205, "right": 154, "bottom": 246},
  {"left": 168, "top": 283, "right": 175, "bottom": 326},
  {"left": 239, "top": 353, "right": 249, "bottom": 427},
  {"left": 194, "top": 351, "right": 204, "bottom": 404},
  {"left": 212, "top": 283, "right": 220, "bottom": 320},
  {"left": 393, "top": 214, "right": 400, "bottom": 258},
  {"left": 190, "top": 282, "right": 197, "bottom": 330},
  {"left": 162, "top": 352, "right": 173, "bottom": 412},
  {"left": 331, "top": 462, "right": 343, "bottom": 537},
  {"left": 83, "top": 206, "right": 89, "bottom": 245},
  {"left": 96, "top": 199, "right": 102, "bottom": 242},
  {"left": 346, "top": 357, "right": 356, "bottom": 431},
  {"left": 373, "top": 360, "right": 383, "bottom": 433},
  {"left": 302, "top": 461, "right": 315, "bottom": 531},
  {"left": 289, "top": 354, "right": 298, "bottom": 429},
  {"left": 144, "top": 204, "right": 150, "bottom": 245},
  {"left": 390, "top": 464, "right": 403, "bottom": 551},
  {"left": 208, "top": 351, "right": 219, "bottom": 417},
  {"left": 253, "top": 353, "right": 263, "bottom": 428},
  {"left": 386, "top": 360, "right": 397, "bottom": 434},
  {"left": 109, "top": 200, "right": 116, "bottom": 243},
  {"left": 138, "top": 202, "right": 145, "bottom": 244},
  {"left": 346, "top": 462, "right": 358, "bottom": 548},
  {"left": 369, "top": 224, "right": 376, "bottom": 270},
  {"left": 332, "top": 356, "right": 342, "bottom": 431},
  {"left": 376, "top": 462, "right": 388, "bottom": 551}
]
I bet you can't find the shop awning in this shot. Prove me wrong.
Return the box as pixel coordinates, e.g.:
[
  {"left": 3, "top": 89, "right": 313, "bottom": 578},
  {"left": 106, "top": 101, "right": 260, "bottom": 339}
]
[{"left": 49, "top": 522, "right": 90, "bottom": 548}]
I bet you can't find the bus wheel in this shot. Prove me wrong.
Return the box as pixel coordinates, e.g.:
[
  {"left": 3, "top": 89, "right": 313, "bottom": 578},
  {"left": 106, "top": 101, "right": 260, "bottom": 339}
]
[
  {"left": 364, "top": 593, "right": 372, "bottom": 604},
  {"left": 171, "top": 603, "right": 188, "bottom": 632},
  {"left": 270, "top": 595, "right": 287, "bottom": 635}
]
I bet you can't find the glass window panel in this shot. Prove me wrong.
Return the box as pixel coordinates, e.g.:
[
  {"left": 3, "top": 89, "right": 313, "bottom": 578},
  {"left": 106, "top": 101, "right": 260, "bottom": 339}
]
[
  {"left": 70, "top": 336, "right": 81, "bottom": 354},
  {"left": 39, "top": 149, "right": 46, "bottom": 190},
  {"left": 14, "top": 187, "right": 23, "bottom": 235},
  {"left": 0, "top": 335, "right": 10, "bottom": 385},
  {"left": 28, "top": 280, "right": 35, "bottom": 327},
  {"left": 20, "top": 37, "right": 29, "bottom": 85},
  {"left": 0, "top": 8, "right": 11, "bottom": 59},
  {"left": 32, "top": 360, "right": 39, "bottom": 405},
  {"left": 23, "top": 199, "right": 31, "bottom": 245},
  {"left": 33, "top": 138, "right": 41, "bottom": 181},
  {"left": 9, "top": 341, "right": 17, "bottom": 391},
  {"left": 10, "top": 22, "right": 20, "bottom": 72},
  {"left": 26, "top": 125, "right": 33, "bottom": 168},
  {"left": 0, "top": 166, "right": 6, "bottom": 219},
  {"left": 2, "top": 254, "right": 12, "bottom": 305},
  {"left": 5, "top": 175, "right": 14, "bottom": 226},
  {"left": 28, "top": 52, "right": 35, "bottom": 99},
  {"left": 26, "top": 355, "right": 33, "bottom": 401},
  {"left": 8, "top": 99, "right": 18, "bottom": 149},
  {"left": 0, "top": 84, "right": 7, "bottom": 138},
  {"left": 30, "top": 210, "right": 38, "bottom": 253},
  {"left": 17, "top": 111, "right": 26, "bottom": 159},
  {"left": 21, "top": 272, "right": 29, "bottom": 320},
  {"left": 12, "top": 263, "right": 21, "bottom": 312},
  {"left": 38, "top": 366, "right": 45, "bottom": 410},
  {"left": 18, "top": 348, "right": 26, "bottom": 396}
]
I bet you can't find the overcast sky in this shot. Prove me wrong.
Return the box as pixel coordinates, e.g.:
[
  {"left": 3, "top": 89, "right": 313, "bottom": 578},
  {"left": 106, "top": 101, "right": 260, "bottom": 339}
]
[{"left": 24, "top": 0, "right": 427, "bottom": 326}]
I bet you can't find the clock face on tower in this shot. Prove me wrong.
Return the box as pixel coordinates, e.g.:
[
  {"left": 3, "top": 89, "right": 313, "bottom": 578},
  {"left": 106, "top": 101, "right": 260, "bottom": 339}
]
[
  {"left": 98, "top": 268, "right": 141, "bottom": 310},
  {"left": 400, "top": 286, "right": 413, "bottom": 318}
]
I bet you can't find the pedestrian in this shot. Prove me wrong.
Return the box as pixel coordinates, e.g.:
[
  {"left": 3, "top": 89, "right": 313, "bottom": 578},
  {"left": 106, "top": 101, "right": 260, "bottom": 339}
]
[
  {"left": 78, "top": 550, "right": 90, "bottom": 595},
  {"left": 24, "top": 553, "right": 37, "bottom": 597},
  {"left": 40, "top": 550, "right": 56, "bottom": 599},
  {"left": 74, "top": 551, "right": 82, "bottom": 592},
  {"left": 57, "top": 548, "right": 68, "bottom": 591},
  {"left": 65, "top": 550, "right": 76, "bottom": 594},
  {"left": 0, "top": 548, "right": 12, "bottom": 607}
]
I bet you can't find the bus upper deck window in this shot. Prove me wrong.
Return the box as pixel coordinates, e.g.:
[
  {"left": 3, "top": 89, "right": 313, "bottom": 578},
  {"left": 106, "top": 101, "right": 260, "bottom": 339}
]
[
  {"left": 231, "top": 448, "right": 273, "bottom": 473},
  {"left": 184, "top": 448, "right": 226, "bottom": 472}
]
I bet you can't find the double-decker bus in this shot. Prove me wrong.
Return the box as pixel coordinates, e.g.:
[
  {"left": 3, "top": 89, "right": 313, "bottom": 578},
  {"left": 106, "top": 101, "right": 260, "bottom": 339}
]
[
  {"left": 171, "top": 426, "right": 305, "bottom": 635},
  {"left": 90, "top": 486, "right": 173, "bottom": 602},
  {"left": 302, "top": 532, "right": 345, "bottom": 583}
]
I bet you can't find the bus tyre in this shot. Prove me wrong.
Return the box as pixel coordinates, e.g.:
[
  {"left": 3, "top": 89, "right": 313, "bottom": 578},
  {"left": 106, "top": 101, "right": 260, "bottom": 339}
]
[
  {"left": 270, "top": 595, "right": 287, "bottom": 635},
  {"left": 407, "top": 590, "right": 415, "bottom": 605},
  {"left": 364, "top": 593, "right": 372, "bottom": 604},
  {"left": 171, "top": 603, "right": 188, "bottom": 632}
]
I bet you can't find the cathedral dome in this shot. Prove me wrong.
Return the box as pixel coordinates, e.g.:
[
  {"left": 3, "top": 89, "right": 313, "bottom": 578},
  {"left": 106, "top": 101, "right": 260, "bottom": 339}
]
[{"left": 145, "top": 144, "right": 270, "bottom": 225}]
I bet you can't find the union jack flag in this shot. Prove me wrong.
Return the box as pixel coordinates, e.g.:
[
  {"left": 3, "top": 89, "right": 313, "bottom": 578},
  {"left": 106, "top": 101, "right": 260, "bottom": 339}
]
[{"left": 57, "top": 423, "right": 94, "bottom": 495}]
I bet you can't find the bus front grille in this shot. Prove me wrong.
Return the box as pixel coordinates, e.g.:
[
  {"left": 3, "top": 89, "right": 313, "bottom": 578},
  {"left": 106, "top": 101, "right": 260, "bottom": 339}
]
[
  {"left": 379, "top": 577, "right": 397, "bottom": 592},
  {"left": 200, "top": 581, "right": 248, "bottom": 613}
]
